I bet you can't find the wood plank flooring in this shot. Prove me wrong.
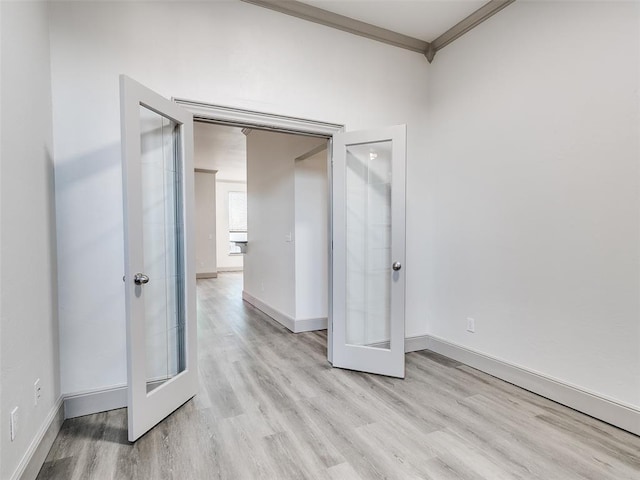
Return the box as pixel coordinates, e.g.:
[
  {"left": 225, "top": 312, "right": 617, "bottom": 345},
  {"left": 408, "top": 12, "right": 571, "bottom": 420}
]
[{"left": 37, "top": 273, "right": 640, "bottom": 479}]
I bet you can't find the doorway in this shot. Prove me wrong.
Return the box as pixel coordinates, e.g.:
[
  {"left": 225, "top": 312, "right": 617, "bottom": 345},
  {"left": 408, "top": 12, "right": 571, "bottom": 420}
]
[
  {"left": 121, "top": 78, "right": 407, "bottom": 442},
  {"left": 175, "top": 98, "right": 407, "bottom": 375},
  {"left": 193, "top": 122, "right": 330, "bottom": 335}
]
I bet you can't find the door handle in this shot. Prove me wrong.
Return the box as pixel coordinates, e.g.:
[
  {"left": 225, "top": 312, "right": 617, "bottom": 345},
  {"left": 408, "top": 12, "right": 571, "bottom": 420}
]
[
  {"left": 134, "top": 273, "right": 150, "bottom": 285},
  {"left": 392, "top": 262, "right": 402, "bottom": 271}
]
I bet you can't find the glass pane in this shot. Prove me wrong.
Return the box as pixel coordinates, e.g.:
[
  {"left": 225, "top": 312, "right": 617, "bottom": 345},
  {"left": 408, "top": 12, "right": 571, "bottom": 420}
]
[
  {"left": 139, "top": 105, "right": 186, "bottom": 393},
  {"left": 345, "top": 140, "right": 392, "bottom": 349}
]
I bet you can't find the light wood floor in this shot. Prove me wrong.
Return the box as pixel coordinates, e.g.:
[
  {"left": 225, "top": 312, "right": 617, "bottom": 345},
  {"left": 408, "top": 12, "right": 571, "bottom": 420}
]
[{"left": 38, "top": 273, "right": 640, "bottom": 479}]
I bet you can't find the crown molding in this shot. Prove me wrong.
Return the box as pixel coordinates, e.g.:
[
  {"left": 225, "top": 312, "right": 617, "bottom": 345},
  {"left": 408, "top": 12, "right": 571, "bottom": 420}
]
[
  {"left": 240, "top": 0, "right": 430, "bottom": 54},
  {"left": 240, "top": 0, "right": 516, "bottom": 64},
  {"left": 430, "top": 0, "right": 516, "bottom": 54}
]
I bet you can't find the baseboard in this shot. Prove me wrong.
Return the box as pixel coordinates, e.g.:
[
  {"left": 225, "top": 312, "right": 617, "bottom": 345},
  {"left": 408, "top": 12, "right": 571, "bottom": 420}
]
[
  {"left": 196, "top": 272, "right": 217, "bottom": 279},
  {"left": 242, "top": 291, "right": 326, "bottom": 333},
  {"left": 293, "top": 316, "right": 327, "bottom": 332},
  {"left": 217, "top": 266, "right": 243, "bottom": 273},
  {"left": 58, "top": 333, "right": 640, "bottom": 436},
  {"left": 405, "top": 335, "right": 429, "bottom": 353},
  {"left": 63, "top": 384, "right": 127, "bottom": 419},
  {"left": 11, "top": 397, "right": 64, "bottom": 480},
  {"left": 422, "top": 334, "right": 640, "bottom": 436}
]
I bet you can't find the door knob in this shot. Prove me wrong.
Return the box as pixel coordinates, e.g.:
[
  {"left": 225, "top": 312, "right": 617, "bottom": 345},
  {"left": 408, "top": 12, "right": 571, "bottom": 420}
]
[
  {"left": 392, "top": 262, "right": 402, "bottom": 271},
  {"left": 134, "top": 273, "right": 150, "bottom": 285}
]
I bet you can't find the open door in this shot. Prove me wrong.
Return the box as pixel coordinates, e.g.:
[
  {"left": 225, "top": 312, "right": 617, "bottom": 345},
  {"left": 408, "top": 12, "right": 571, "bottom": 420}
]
[
  {"left": 331, "top": 125, "right": 406, "bottom": 378},
  {"left": 120, "top": 75, "right": 197, "bottom": 441}
]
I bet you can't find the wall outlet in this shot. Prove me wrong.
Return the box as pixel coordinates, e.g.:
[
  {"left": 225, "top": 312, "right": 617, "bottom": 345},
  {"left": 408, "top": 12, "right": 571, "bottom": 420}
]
[
  {"left": 34, "top": 378, "right": 42, "bottom": 406},
  {"left": 10, "top": 407, "right": 18, "bottom": 441},
  {"left": 285, "top": 232, "right": 292, "bottom": 242},
  {"left": 466, "top": 317, "right": 476, "bottom": 333}
]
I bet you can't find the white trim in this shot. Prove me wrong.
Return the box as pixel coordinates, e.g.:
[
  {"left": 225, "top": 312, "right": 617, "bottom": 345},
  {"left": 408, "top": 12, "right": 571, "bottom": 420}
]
[
  {"left": 57, "top": 332, "right": 640, "bottom": 444},
  {"left": 173, "top": 99, "right": 344, "bottom": 138},
  {"left": 196, "top": 272, "right": 218, "bottom": 279},
  {"left": 216, "top": 266, "right": 243, "bottom": 273},
  {"left": 64, "top": 384, "right": 127, "bottom": 419},
  {"left": 216, "top": 179, "right": 247, "bottom": 185},
  {"left": 405, "top": 335, "right": 429, "bottom": 353},
  {"left": 430, "top": 0, "right": 515, "bottom": 54},
  {"left": 171, "top": 99, "right": 342, "bottom": 367},
  {"left": 243, "top": 290, "right": 295, "bottom": 331},
  {"left": 240, "top": 0, "right": 429, "bottom": 54},
  {"left": 423, "top": 335, "right": 640, "bottom": 436},
  {"left": 242, "top": 290, "right": 327, "bottom": 333},
  {"left": 11, "top": 398, "right": 64, "bottom": 480},
  {"left": 294, "top": 316, "right": 328, "bottom": 332}
]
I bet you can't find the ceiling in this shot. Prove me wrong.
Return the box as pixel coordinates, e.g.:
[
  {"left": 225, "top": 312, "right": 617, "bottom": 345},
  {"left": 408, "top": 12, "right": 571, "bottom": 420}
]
[
  {"left": 240, "top": 0, "right": 518, "bottom": 62},
  {"left": 194, "top": 123, "right": 247, "bottom": 182},
  {"left": 297, "top": 0, "right": 486, "bottom": 42},
  {"left": 193, "top": 122, "right": 327, "bottom": 182}
]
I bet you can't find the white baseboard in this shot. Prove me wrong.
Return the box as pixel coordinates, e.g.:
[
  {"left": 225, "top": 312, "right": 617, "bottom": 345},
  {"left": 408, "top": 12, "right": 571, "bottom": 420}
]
[
  {"left": 242, "top": 290, "right": 327, "bottom": 333},
  {"left": 217, "top": 266, "right": 243, "bottom": 273},
  {"left": 52, "top": 332, "right": 640, "bottom": 469},
  {"left": 405, "top": 335, "right": 429, "bottom": 353},
  {"left": 11, "top": 397, "right": 64, "bottom": 480},
  {"left": 196, "top": 272, "right": 217, "bottom": 279},
  {"left": 19, "top": 332, "right": 636, "bottom": 480},
  {"left": 420, "top": 334, "right": 640, "bottom": 436},
  {"left": 63, "top": 384, "right": 127, "bottom": 419},
  {"left": 293, "top": 316, "right": 328, "bottom": 332}
]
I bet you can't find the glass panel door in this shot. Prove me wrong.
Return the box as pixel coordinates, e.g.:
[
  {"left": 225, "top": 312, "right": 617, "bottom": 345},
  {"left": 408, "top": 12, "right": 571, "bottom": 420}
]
[
  {"left": 346, "top": 141, "right": 393, "bottom": 349},
  {"left": 121, "top": 75, "right": 197, "bottom": 441},
  {"left": 332, "top": 126, "right": 406, "bottom": 378},
  {"left": 139, "top": 105, "right": 186, "bottom": 393}
]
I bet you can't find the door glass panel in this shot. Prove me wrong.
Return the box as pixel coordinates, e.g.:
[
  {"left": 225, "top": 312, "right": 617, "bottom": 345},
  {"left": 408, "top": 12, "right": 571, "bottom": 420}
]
[
  {"left": 139, "top": 105, "right": 186, "bottom": 393},
  {"left": 345, "top": 141, "right": 392, "bottom": 349}
]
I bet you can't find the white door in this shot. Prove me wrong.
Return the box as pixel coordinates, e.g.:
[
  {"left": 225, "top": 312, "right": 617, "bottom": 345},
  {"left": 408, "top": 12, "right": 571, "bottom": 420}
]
[
  {"left": 331, "top": 125, "right": 406, "bottom": 378},
  {"left": 120, "top": 75, "right": 198, "bottom": 441}
]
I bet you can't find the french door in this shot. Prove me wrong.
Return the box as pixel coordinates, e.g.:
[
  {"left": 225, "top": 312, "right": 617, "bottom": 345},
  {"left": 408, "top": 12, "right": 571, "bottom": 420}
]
[
  {"left": 331, "top": 125, "right": 407, "bottom": 378},
  {"left": 120, "top": 75, "right": 198, "bottom": 441}
]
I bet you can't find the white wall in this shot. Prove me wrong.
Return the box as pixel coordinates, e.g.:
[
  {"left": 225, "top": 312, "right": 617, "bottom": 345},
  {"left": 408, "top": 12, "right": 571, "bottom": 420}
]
[
  {"left": 294, "top": 148, "right": 329, "bottom": 320},
  {"left": 423, "top": 1, "right": 640, "bottom": 408},
  {"left": 216, "top": 181, "right": 246, "bottom": 272},
  {"left": 0, "top": 2, "right": 61, "bottom": 478},
  {"left": 245, "top": 131, "right": 322, "bottom": 318},
  {"left": 194, "top": 171, "right": 217, "bottom": 277},
  {"left": 49, "top": 0, "right": 429, "bottom": 395},
  {"left": 44, "top": 0, "right": 640, "bottom": 423}
]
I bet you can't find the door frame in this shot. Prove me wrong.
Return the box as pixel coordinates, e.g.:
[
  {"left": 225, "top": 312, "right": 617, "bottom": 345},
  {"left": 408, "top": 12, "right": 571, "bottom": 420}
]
[{"left": 174, "top": 98, "right": 375, "bottom": 366}]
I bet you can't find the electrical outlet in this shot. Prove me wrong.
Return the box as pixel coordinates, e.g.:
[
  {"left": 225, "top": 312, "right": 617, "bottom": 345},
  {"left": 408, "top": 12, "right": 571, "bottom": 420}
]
[
  {"left": 466, "top": 317, "right": 476, "bottom": 333},
  {"left": 10, "top": 407, "right": 18, "bottom": 441},
  {"left": 34, "top": 378, "right": 42, "bottom": 406}
]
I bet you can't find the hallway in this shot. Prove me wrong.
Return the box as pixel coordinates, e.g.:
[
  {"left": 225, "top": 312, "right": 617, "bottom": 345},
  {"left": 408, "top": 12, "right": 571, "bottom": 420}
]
[{"left": 37, "top": 273, "right": 640, "bottom": 479}]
